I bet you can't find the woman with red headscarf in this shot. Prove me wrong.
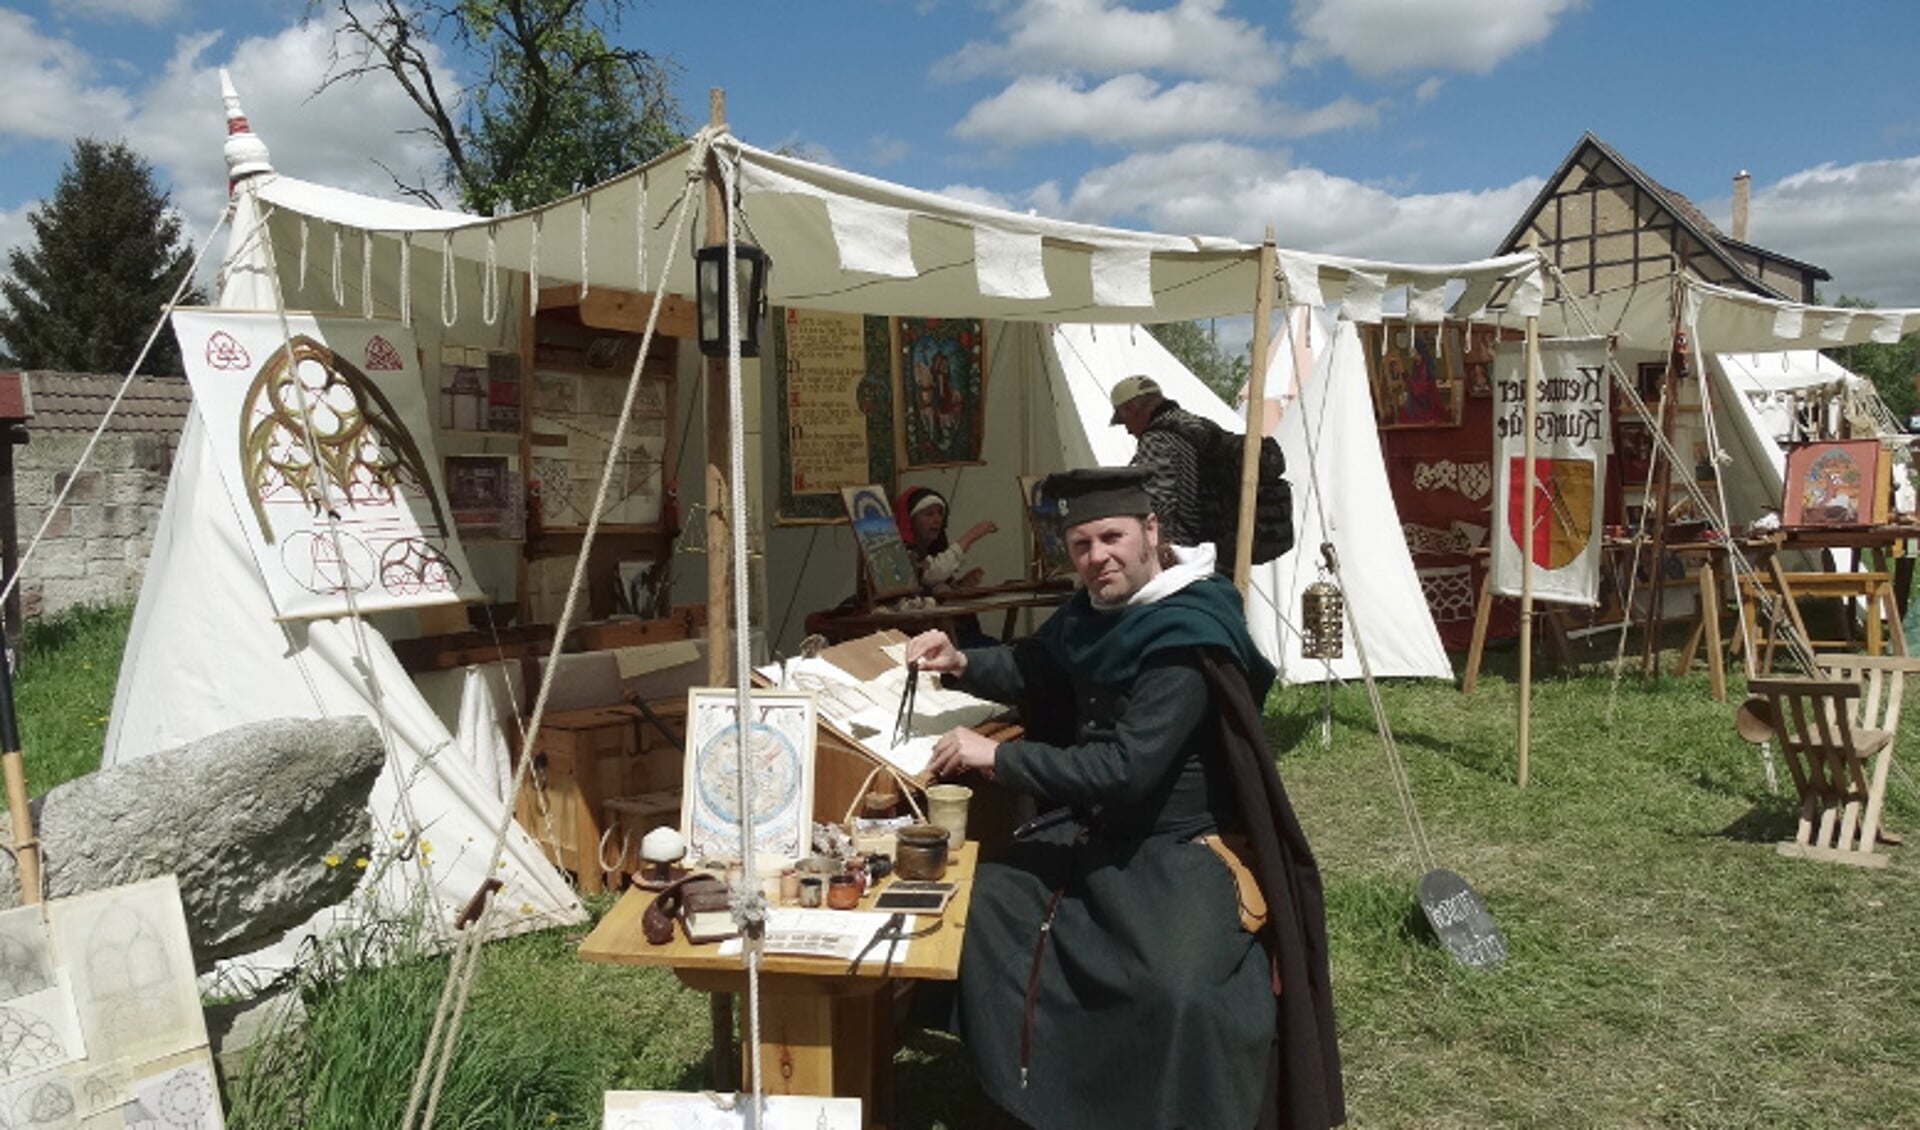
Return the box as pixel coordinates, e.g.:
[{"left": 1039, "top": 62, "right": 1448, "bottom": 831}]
[{"left": 893, "top": 486, "right": 997, "bottom": 593}]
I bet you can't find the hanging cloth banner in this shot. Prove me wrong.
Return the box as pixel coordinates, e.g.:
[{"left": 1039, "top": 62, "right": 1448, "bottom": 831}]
[
  {"left": 173, "top": 308, "right": 483, "bottom": 620},
  {"left": 1489, "top": 336, "right": 1611, "bottom": 605}
]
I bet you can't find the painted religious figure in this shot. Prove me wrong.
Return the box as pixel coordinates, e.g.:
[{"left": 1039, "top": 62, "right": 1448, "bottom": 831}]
[
  {"left": 898, "top": 318, "right": 987, "bottom": 466},
  {"left": 1784, "top": 440, "right": 1880, "bottom": 527},
  {"left": 1367, "top": 323, "right": 1462, "bottom": 428}
]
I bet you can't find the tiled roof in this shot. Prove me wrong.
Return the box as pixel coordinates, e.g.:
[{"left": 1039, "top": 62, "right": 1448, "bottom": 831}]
[{"left": 17, "top": 371, "right": 194, "bottom": 436}]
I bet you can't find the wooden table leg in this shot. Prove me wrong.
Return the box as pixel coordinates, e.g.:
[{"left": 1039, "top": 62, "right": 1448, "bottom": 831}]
[
  {"left": 1462, "top": 566, "right": 1495, "bottom": 694},
  {"left": 682, "top": 972, "right": 895, "bottom": 1129},
  {"left": 709, "top": 992, "right": 737, "bottom": 1090}
]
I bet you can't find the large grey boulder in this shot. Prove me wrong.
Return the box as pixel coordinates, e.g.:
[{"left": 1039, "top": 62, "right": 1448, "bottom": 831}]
[{"left": 0, "top": 716, "right": 385, "bottom": 966}]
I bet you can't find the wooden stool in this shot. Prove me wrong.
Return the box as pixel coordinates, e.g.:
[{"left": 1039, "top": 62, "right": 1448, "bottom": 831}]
[{"left": 1739, "top": 659, "right": 1915, "bottom": 867}]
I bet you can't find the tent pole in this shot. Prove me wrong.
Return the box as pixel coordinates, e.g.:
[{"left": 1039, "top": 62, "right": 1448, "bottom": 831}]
[
  {"left": 1519, "top": 315, "right": 1539, "bottom": 787},
  {"left": 702, "top": 90, "right": 733, "bottom": 688},
  {"left": 1234, "top": 229, "right": 1278, "bottom": 594}
]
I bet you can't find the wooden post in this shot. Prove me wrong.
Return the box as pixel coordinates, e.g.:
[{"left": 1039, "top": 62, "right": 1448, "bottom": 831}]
[
  {"left": 703, "top": 89, "right": 732, "bottom": 688},
  {"left": 1518, "top": 315, "right": 1539, "bottom": 788},
  {"left": 0, "top": 646, "right": 38, "bottom": 904},
  {"left": 1640, "top": 336, "right": 1681, "bottom": 675},
  {"left": 1234, "top": 230, "right": 1278, "bottom": 594}
]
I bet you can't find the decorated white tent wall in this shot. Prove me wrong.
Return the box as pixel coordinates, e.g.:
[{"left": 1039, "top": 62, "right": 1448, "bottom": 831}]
[{"left": 105, "top": 126, "right": 588, "bottom": 958}]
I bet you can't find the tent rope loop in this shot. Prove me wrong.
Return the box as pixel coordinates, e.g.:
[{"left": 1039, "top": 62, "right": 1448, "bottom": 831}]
[
  {"left": 360, "top": 231, "right": 374, "bottom": 320},
  {"left": 399, "top": 234, "right": 412, "bottom": 326},
  {"left": 296, "top": 219, "right": 309, "bottom": 293},
  {"left": 579, "top": 194, "right": 591, "bottom": 299},
  {"left": 329, "top": 224, "right": 345, "bottom": 307},
  {"left": 439, "top": 232, "right": 458, "bottom": 328},
  {"left": 527, "top": 212, "right": 542, "bottom": 317},
  {"left": 481, "top": 226, "right": 499, "bottom": 327}
]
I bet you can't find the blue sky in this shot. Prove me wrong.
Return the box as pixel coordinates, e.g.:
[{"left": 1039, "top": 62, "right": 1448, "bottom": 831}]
[{"left": 3, "top": 0, "right": 1919, "bottom": 307}]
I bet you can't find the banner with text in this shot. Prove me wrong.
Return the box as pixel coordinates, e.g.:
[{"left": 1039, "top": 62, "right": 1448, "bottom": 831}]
[{"left": 1489, "top": 336, "right": 1611, "bottom": 605}]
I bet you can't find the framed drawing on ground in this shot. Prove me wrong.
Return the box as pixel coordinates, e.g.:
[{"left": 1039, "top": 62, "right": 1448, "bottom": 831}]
[
  {"left": 680, "top": 690, "right": 817, "bottom": 865},
  {"left": 1782, "top": 439, "right": 1882, "bottom": 527},
  {"left": 841, "top": 484, "right": 920, "bottom": 600},
  {"left": 897, "top": 317, "right": 988, "bottom": 467}
]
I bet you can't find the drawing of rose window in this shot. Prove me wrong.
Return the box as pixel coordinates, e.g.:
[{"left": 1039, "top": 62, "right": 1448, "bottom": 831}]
[{"left": 240, "top": 334, "right": 461, "bottom": 598}]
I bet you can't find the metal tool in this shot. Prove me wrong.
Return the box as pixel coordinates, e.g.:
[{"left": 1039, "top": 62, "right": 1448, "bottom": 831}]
[
  {"left": 891, "top": 660, "right": 921, "bottom": 747},
  {"left": 845, "top": 911, "right": 943, "bottom": 977}
]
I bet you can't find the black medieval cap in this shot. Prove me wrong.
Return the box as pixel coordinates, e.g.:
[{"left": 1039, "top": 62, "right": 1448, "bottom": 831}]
[{"left": 1039, "top": 465, "right": 1153, "bottom": 529}]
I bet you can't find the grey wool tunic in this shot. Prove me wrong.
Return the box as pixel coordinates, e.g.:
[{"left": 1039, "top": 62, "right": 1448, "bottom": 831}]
[{"left": 948, "top": 576, "right": 1329, "bottom": 1129}]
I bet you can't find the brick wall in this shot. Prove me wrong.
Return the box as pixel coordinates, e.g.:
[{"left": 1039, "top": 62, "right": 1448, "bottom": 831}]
[{"left": 6, "top": 372, "right": 191, "bottom": 624}]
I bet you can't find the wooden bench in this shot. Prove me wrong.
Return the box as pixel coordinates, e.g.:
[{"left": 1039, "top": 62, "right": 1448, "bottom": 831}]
[{"left": 1739, "top": 656, "right": 1916, "bottom": 867}]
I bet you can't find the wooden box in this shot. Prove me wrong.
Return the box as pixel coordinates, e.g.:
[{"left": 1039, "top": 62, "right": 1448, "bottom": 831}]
[{"left": 512, "top": 701, "right": 685, "bottom": 893}]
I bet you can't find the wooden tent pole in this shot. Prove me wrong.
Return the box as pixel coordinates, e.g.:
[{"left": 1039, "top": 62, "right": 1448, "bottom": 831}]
[
  {"left": 0, "top": 653, "right": 38, "bottom": 904},
  {"left": 1234, "top": 229, "right": 1278, "bottom": 594},
  {"left": 702, "top": 89, "right": 732, "bottom": 689},
  {"left": 1518, "top": 315, "right": 1539, "bottom": 787}
]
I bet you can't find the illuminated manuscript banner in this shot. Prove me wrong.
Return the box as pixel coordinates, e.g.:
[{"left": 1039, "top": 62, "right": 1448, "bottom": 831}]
[
  {"left": 173, "top": 309, "right": 481, "bottom": 619},
  {"left": 1489, "top": 336, "right": 1610, "bottom": 605},
  {"left": 774, "top": 307, "right": 896, "bottom": 522}
]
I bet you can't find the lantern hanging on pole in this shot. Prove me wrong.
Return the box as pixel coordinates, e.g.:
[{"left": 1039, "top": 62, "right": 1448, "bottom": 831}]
[{"left": 1301, "top": 578, "right": 1345, "bottom": 660}]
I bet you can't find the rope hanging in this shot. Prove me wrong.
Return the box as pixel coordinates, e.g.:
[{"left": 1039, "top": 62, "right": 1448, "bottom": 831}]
[
  {"left": 399, "top": 128, "right": 715, "bottom": 1130},
  {"left": 360, "top": 231, "right": 374, "bottom": 320},
  {"left": 579, "top": 195, "right": 592, "bottom": 300},
  {"left": 482, "top": 227, "right": 500, "bottom": 327},
  {"left": 399, "top": 235, "right": 413, "bottom": 326},
  {"left": 1278, "top": 306, "right": 1437, "bottom": 875},
  {"left": 329, "top": 225, "right": 346, "bottom": 307}
]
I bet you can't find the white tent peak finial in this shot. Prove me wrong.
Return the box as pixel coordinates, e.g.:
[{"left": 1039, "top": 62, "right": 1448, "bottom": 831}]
[{"left": 220, "top": 68, "right": 274, "bottom": 187}]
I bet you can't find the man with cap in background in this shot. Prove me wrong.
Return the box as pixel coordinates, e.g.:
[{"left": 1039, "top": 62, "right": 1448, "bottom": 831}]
[
  {"left": 905, "top": 466, "right": 1343, "bottom": 1130},
  {"left": 1110, "top": 374, "right": 1213, "bottom": 550}
]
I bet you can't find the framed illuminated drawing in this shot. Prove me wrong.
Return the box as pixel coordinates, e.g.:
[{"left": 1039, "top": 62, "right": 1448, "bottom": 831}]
[{"left": 680, "top": 690, "right": 817, "bottom": 865}]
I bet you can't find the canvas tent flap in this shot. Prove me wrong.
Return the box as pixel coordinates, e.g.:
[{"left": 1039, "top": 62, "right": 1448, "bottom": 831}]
[{"left": 108, "top": 182, "right": 584, "bottom": 956}]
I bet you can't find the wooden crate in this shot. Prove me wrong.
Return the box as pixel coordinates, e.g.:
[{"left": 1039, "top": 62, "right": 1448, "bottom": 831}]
[{"left": 513, "top": 701, "right": 685, "bottom": 892}]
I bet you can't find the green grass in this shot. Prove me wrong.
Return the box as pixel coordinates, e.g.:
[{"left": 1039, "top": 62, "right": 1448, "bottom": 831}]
[
  {"left": 17, "top": 607, "right": 1920, "bottom": 1128},
  {"left": 13, "top": 602, "right": 131, "bottom": 795}
]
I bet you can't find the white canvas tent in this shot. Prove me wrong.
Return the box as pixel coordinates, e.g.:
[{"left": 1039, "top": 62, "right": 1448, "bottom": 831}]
[{"left": 106, "top": 80, "right": 1920, "bottom": 960}]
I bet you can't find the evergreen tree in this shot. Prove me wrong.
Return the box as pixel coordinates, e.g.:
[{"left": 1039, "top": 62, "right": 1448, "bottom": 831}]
[{"left": 0, "top": 139, "right": 202, "bottom": 376}]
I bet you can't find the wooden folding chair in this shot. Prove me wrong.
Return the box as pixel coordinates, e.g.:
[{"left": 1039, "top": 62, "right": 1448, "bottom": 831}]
[{"left": 1738, "top": 655, "right": 1917, "bottom": 867}]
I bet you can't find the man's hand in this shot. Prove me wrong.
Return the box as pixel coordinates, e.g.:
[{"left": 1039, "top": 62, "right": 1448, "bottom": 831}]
[
  {"left": 905, "top": 629, "right": 967, "bottom": 675},
  {"left": 928, "top": 726, "right": 997, "bottom": 779}
]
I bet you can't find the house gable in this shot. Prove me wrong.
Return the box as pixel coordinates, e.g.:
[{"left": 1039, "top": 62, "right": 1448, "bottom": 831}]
[{"left": 1496, "top": 132, "right": 1828, "bottom": 306}]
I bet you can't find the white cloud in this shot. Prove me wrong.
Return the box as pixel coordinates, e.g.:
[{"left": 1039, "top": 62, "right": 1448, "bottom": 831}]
[
  {"left": 52, "top": 0, "right": 184, "bottom": 27},
  {"left": 1731, "top": 157, "right": 1920, "bottom": 308},
  {"left": 119, "top": 16, "right": 456, "bottom": 263},
  {"left": 953, "top": 74, "right": 1376, "bottom": 147},
  {"left": 1052, "top": 141, "right": 1542, "bottom": 262},
  {"left": 866, "top": 135, "right": 911, "bottom": 168},
  {"left": 0, "top": 201, "right": 33, "bottom": 271},
  {"left": 937, "top": 0, "right": 1284, "bottom": 84},
  {"left": 1293, "top": 0, "right": 1583, "bottom": 77},
  {"left": 0, "top": 9, "right": 136, "bottom": 140}
]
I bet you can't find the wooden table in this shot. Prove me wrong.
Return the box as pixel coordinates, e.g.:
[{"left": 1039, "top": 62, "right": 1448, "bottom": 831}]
[
  {"left": 812, "top": 581, "right": 1073, "bottom": 644},
  {"left": 1736, "top": 529, "right": 1914, "bottom": 674},
  {"left": 578, "top": 843, "right": 979, "bottom": 1128}
]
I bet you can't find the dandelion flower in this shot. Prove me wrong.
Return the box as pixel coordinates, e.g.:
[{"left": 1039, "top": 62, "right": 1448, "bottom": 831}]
[{"left": 323, "top": 854, "right": 342, "bottom": 868}]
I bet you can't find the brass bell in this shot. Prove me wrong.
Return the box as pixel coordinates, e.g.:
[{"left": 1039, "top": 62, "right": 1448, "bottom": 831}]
[{"left": 1301, "top": 579, "right": 1345, "bottom": 659}]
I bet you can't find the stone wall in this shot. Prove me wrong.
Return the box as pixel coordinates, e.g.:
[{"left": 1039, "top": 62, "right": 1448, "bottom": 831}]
[{"left": 14, "top": 430, "right": 178, "bottom": 620}]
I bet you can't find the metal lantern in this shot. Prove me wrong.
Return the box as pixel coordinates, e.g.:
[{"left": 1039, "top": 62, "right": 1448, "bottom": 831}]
[
  {"left": 1301, "top": 579, "right": 1345, "bottom": 660},
  {"left": 694, "top": 241, "right": 770, "bottom": 358}
]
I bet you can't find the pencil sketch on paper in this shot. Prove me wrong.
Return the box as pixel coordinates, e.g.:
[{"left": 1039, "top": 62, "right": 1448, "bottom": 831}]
[
  {"left": 0, "top": 908, "right": 53, "bottom": 1000},
  {"left": 0, "top": 1071, "right": 78, "bottom": 1128},
  {"left": 603, "top": 1090, "right": 860, "bottom": 1130},
  {"left": 47, "top": 878, "right": 206, "bottom": 1070},
  {"left": 129, "top": 1058, "right": 225, "bottom": 1130}
]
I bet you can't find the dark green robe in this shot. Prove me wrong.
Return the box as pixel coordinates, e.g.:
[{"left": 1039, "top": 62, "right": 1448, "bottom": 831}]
[{"left": 951, "top": 576, "right": 1343, "bottom": 1129}]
